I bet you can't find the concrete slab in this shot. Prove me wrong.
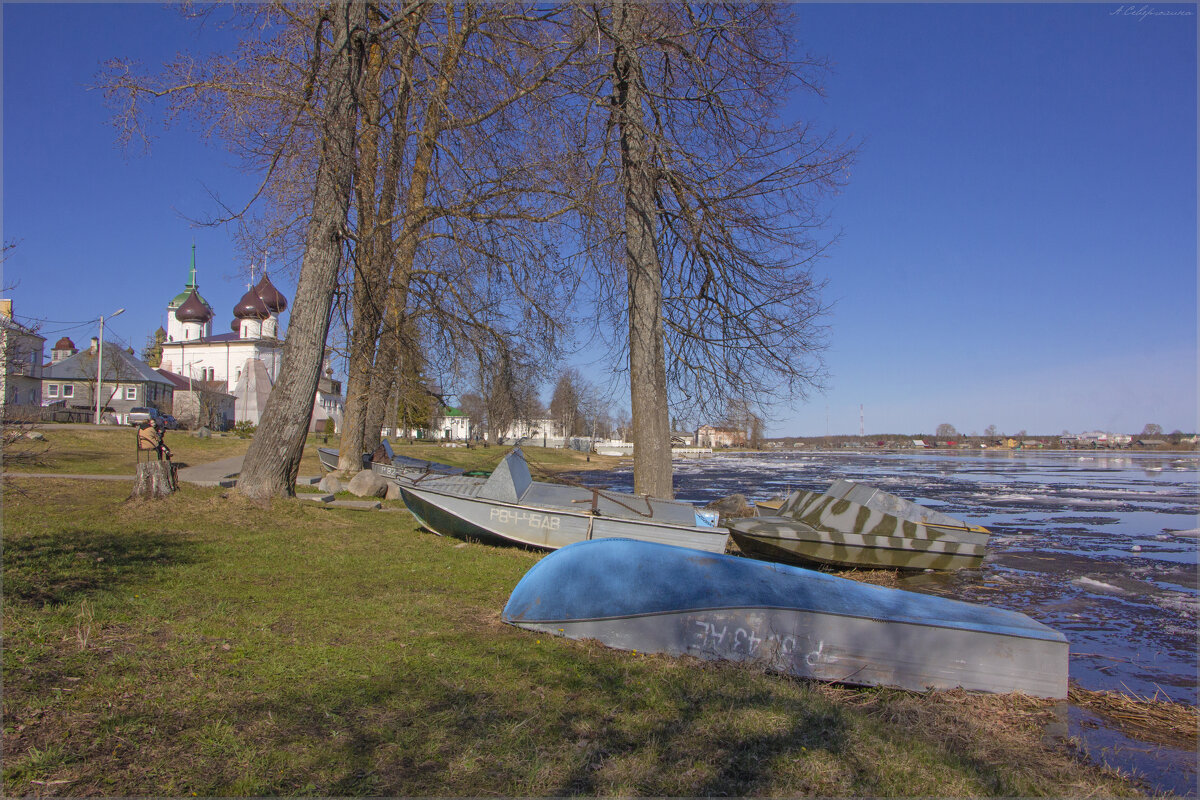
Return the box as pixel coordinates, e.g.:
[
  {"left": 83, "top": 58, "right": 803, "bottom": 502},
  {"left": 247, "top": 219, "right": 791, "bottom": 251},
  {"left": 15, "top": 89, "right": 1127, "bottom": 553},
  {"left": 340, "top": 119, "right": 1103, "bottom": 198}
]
[
  {"left": 323, "top": 500, "right": 382, "bottom": 511},
  {"left": 176, "top": 455, "right": 245, "bottom": 484}
]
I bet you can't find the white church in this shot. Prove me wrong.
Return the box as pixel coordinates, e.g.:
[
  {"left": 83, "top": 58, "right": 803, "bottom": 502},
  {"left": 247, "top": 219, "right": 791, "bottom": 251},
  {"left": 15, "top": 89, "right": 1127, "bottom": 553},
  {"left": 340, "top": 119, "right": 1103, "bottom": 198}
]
[{"left": 158, "top": 247, "right": 343, "bottom": 431}]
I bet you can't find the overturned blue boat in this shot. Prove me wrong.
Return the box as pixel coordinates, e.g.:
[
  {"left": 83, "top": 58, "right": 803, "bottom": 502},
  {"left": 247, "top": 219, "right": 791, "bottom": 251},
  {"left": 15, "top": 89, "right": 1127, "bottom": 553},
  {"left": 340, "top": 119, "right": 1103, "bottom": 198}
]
[{"left": 502, "top": 539, "right": 1068, "bottom": 698}]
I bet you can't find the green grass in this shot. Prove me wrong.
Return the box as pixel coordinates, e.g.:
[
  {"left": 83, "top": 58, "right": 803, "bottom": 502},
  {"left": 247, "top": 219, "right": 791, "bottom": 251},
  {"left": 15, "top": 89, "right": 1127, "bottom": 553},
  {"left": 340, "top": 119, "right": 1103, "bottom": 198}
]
[
  {"left": 2, "top": 476, "right": 1139, "bottom": 797},
  {"left": 374, "top": 439, "right": 624, "bottom": 475},
  {"left": 3, "top": 426, "right": 615, "bottom": 480},
  {"left": 3, "top": 426, "right": 256, "bottom": 475}
]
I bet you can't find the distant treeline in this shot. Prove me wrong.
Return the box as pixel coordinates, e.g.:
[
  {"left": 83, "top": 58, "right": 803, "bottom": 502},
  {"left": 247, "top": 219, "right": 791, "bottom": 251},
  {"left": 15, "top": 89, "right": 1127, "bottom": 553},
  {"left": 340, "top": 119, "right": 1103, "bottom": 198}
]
[{"left": 765, "top": 433, "right": 1198, "bottom": 450}]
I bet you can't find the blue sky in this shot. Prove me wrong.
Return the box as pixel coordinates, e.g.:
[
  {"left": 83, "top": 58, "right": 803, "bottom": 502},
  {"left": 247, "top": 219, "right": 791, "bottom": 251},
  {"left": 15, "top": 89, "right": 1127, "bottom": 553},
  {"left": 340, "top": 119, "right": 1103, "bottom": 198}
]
[{"left": 3, "top": 3, "right": 1196, "bottom": 437}]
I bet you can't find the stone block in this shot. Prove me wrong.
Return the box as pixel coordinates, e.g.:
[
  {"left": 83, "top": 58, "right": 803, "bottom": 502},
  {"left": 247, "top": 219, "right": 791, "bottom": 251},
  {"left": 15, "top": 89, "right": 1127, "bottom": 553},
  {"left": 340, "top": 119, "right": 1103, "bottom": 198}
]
[{"left": 347, "top": 469, "right": 388, "bottom": 498}]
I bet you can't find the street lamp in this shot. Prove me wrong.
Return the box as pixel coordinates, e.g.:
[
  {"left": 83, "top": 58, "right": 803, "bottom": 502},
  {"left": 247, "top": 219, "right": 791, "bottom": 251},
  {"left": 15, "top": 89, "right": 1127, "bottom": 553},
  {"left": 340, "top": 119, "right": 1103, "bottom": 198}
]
[{"left": 94, "top": 307, "right": 125, "bottom": 424}]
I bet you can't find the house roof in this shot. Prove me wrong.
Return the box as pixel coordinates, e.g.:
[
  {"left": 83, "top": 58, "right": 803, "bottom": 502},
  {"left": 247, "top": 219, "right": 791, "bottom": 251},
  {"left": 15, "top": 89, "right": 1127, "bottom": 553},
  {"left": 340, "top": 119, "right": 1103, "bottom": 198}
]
[
  {"left": 0, "top": 314, "right": 44, "bottom": 339},
  {"left": 156, "top": 369, "right": 234, "bottom": 397},
  {"left": 44, "top": 342, "right": 173, "bottom": 386}
]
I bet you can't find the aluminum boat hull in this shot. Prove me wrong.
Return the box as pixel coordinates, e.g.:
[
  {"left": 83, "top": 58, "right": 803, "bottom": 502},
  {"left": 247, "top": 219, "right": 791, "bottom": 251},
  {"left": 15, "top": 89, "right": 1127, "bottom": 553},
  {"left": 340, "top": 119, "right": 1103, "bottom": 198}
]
[
  {"left": 502, "top": 539, "right": 1068, "bottom": 698},
  {"left": 399, "top": 482, "right": 729, "bottom": 553}
]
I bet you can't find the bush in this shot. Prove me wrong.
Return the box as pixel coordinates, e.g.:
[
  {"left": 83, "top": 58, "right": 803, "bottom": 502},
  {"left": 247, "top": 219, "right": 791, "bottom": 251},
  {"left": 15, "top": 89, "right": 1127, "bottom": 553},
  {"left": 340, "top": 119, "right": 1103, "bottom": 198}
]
[{"left": 233, "top": 420, "right": 257, "bottom": 439}]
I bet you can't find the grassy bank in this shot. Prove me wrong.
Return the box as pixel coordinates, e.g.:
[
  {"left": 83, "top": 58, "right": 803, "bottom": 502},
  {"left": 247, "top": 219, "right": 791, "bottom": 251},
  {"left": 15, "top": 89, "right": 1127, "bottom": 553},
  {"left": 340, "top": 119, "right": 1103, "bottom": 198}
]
[
  {"left": 1, "top": 426, "right": 618, "bottom": 480},
  {"left": 3, "top": 425, "right": 257, "bottom": 475},
  {"left": 2, "top": 474, "right": 1140, "bottom": 796}
]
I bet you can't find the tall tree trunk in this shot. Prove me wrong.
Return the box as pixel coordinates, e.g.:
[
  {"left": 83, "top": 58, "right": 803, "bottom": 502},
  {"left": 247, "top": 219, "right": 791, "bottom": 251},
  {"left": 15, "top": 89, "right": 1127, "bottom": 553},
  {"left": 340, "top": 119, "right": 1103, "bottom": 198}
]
[
  {"left": 238, "top": 2, "right": 367, "bottom": 501},
  {"left": 340, "top": 9, "right": 420, "bottom": 464},
  {"left": 613, "top": 1, "right": 672, "bottom": 499},
  {"left": 337, "top": 8, "right": 385, "bottom": 472},
  {"left": 366, "top": 8, "right": 469, "bottom": 444}
]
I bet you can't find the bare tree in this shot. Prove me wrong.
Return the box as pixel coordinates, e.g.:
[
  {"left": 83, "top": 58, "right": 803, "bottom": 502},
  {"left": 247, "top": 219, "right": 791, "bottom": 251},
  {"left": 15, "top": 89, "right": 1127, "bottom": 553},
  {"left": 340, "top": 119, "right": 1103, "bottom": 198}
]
[
  {"left": 0, "top": 300, "right": 49, "bottom": 473},
  {"left": 343, "top": 4, "right": 585, "bottom": 466},
  {"left": 549, "top": 367, "right": 583, "bottom": 438},
  {"left": 237, "top": 3, "right": 371, "bottom": 498},
  {"left": 721, "top": 397, "right": 763, "bottom": 449},
  {"left": 613, "top": 407, "right": 631, "bottom": 442},
  {"left": 936, "top": 423, "right": 958, "bottom": 438},
  {"left": 563, "top": 2, "right": 854, "bottom": 497},
  {"left": 577, "top": 380, "right": 611, "bottom": 443},
  {"left": 474, "top": 346, "right": 541, "bottom": 445},
  {"left": 103, "top": 2, "right": 374, "bottom": 496},
  {"left": 457, "top": 390, "right": 486, "bottom": 444}
]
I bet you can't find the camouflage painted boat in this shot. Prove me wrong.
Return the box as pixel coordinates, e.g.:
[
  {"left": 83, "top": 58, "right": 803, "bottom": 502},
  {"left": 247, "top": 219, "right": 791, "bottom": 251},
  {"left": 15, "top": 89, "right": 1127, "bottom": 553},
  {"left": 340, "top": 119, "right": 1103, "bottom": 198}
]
[
  {"left": 502, "top": 538, "right": 1068, "bottom": 698},
  {"left": 399, "top": 448, "right": 728, "bottom": 553},
  {"left": 728, "top": 515, "right": 986, "bottom": 570},
  {"left": 730, "top": 479, "right": 990, "bottom": 570}
]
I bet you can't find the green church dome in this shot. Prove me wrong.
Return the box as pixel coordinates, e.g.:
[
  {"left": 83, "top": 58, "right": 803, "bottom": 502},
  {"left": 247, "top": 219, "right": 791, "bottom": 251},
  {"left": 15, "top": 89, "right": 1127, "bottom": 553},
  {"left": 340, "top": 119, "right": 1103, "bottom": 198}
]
[{"left": 169, "top": 243, "right": 209, "bottom": 308}]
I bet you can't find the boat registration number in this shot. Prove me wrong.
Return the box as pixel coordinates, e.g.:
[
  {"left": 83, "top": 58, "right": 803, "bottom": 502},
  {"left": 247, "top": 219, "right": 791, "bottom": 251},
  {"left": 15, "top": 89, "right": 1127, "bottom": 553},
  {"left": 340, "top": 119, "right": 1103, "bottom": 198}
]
[{"left": 490, "top": 507, "right": 561, "bottom": 531}]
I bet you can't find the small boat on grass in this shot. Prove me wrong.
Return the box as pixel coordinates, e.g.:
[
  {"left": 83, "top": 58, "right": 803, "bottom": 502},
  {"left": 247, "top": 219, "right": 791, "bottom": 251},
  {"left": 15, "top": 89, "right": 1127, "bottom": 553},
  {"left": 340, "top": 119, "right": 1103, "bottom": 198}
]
[
  {"left": 318, "top": 439, "right": 468, "bottom": 485},
  {"left": 399, "top": 448, "right": 728, "bottom": 553},
  {"left": 317, "top": 446, "right": 368, "bottom": 473},
  {"left": 502, "top": 538, "right": 1068, "bottom": 698},
  {"left": 729, "top": 479, "right": 990, "bottom": 571}
]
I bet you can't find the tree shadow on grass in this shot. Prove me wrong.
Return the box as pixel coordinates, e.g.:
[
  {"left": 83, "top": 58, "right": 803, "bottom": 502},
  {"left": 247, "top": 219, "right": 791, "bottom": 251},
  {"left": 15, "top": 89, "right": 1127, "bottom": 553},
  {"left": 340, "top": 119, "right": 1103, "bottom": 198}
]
[
  {"left": 3, "top": 528, "right": 199, "bottom": 608},
  {"left": 217, "top": 642, "right": 853, "bottom": 797}
]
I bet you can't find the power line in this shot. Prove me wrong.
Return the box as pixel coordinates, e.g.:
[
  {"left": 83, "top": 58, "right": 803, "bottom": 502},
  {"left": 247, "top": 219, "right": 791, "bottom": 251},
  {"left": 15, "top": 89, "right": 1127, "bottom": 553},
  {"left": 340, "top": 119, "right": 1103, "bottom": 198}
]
[{"left": 18, "top": 315, "right": 99, "bottom": 326}]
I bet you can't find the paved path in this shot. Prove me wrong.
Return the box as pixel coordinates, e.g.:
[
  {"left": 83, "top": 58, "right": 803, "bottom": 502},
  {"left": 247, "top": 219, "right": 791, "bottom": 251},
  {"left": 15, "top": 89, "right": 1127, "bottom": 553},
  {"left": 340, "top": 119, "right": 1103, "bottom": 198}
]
[
  {"left": 175, "top": 455, "right": 246, "bottom": 487},
  {"left": 7, "top": 454, "right": 322, "bottom": 491},
  {"left": 5, "top": 457, "right": 378, "bottom": 508}
]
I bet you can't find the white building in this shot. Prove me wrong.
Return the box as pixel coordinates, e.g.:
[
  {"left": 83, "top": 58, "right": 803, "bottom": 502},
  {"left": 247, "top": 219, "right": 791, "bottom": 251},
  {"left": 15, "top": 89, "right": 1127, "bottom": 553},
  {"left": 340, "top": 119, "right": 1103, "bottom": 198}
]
[
  {"left": 497, "top": 417, "right": 559, "bottom": 445},
  {"left": 0, "top": 300, "right": 45, "bottom": 411},
  {"left": 157, "top": 247, "right": 343, "bottom": 431},
  {"left": 388, "top": 407, "right": 472, "bottom": 442}
]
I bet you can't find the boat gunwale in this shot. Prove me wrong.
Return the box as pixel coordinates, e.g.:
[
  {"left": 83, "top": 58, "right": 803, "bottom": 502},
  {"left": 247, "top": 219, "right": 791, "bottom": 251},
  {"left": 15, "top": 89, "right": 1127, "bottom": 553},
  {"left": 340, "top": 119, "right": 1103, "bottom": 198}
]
[
  {"left": 507, "top": 602, "right": 1067, "bottom": 644},
  {"left": 400, "top": 481, "right": 728, "bottom": 536}
]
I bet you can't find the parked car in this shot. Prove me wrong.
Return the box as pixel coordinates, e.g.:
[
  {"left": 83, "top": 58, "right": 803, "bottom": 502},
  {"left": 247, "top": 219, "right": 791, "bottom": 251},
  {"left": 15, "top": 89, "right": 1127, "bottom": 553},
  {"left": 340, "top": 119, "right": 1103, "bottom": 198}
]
[
  {"left": 160, "top": 414, "right": 181, "bottom": 430},
  {"left": 127, "top": 407, "right": 161, "bottom": 426}
]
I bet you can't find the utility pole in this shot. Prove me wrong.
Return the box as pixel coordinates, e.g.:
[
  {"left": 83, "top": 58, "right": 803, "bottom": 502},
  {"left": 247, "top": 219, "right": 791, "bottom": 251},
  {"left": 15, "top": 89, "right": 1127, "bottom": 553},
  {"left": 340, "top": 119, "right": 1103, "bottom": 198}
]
[
  {"left": 94, "top": 307, "right": 125, "bottom": 424},
  {"left": 860, "top": 404, "right": 865, "bottom": 438}
]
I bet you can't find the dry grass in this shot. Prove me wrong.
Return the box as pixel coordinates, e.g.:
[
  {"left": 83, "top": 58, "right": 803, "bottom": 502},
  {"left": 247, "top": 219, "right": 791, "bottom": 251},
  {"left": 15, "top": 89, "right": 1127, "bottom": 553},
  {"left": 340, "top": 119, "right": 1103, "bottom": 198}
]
[{"left": 1070, "top": 685, "right": 1198, "bottom": 750}]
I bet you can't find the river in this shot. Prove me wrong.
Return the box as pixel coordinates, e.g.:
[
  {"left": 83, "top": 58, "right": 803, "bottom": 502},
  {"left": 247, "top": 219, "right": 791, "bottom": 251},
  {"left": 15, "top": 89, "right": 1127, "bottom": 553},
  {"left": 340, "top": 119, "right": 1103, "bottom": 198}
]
[{"left": 562, "top": 449, "right": 1198, "bottom": 795}]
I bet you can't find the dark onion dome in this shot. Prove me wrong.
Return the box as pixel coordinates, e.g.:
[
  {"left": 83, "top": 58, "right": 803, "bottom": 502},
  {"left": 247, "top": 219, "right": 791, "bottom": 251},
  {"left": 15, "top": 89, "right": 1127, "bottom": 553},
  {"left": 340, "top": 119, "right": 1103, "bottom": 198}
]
[
  {"left": 175, "top": 289, "right": 214, "bottom": 323},
  {"left": 233, "top": 286, "right": 270, "bottom": 320},
  {"left": 232, "top": 317, "right": 241, "bottom": 333},
  {"left": 54, "top": 336, "right": 76, "bottom": 350},
  {"left": 254, "top": 273, "right": 287, "bottom": 313}
]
